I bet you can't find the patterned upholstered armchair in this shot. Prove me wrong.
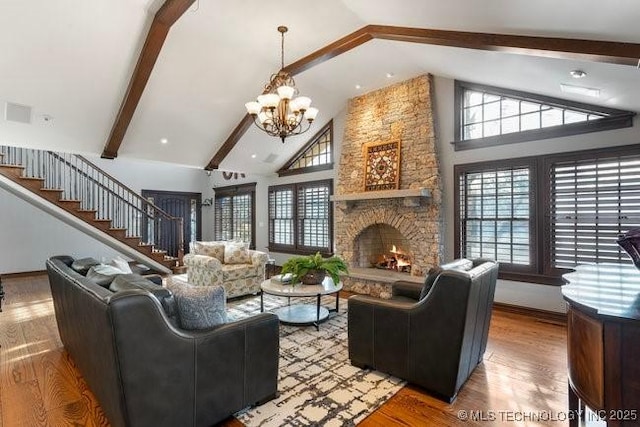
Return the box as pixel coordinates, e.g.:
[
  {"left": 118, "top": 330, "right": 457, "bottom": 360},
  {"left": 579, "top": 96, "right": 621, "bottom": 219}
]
[{"left": 183, "top": 241, "right": 268, "bottom": 298}]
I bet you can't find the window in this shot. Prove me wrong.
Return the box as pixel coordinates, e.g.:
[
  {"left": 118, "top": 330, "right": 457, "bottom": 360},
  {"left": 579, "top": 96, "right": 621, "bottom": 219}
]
[
  {"left": 454, "top": 81, "right": 635, "bottom": 151},
  {"left": 268, "top": 179, "right": 333, "bottom": 254},
  {"left": 455, "top": 144, "right": 640, "bottom": 285},
  {"left": 277, "top": 121, "right": 333, "bottom": 176},
  {"left": 548, "top": 150, "right": 640, "bottom": 272},
  {"left": 456, "top": 161, "right": 535, "bottom": 273},
  {"left": 214, "top": 183, "right": 256, "bottom": 248}
]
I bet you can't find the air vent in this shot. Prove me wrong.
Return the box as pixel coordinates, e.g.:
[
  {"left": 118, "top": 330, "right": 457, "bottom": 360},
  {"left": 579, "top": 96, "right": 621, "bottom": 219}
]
[
  {"left": 264, "top": 153, "right": 278, "bottom": 163},
  {"left": 5, "top": 102, "right": 32, "bottom": 124}
]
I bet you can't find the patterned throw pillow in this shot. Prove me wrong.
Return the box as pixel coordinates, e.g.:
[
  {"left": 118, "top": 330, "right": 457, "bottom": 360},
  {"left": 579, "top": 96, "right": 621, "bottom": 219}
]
[
  {"left": 193, "top": 242, "right": 225, "bottom": 262},
  {"left": 224, "top": 242, "right": 251, "bottom": 264},
  {"left": 166, "top": 280, "right": 227, "bottom": 330}
]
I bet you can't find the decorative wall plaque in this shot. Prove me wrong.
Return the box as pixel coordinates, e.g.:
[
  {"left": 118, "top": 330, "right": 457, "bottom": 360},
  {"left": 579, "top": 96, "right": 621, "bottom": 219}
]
[{"left": 362, "top": 140, "right": 401, "bottom": 191}]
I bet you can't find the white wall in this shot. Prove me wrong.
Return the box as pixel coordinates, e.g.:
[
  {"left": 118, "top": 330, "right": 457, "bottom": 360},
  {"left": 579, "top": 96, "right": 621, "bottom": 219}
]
[
  {"left": 0, "top": 156, "right": 210, "bottom": 274},
  {"left": 432, "top": 75, "right": 640, "bottom": 312}
]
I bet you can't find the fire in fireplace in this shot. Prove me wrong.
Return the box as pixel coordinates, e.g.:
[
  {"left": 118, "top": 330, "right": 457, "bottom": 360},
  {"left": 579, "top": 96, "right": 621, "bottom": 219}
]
[
  {"left": 374, "top": 244, "right": 412, "bottom": 273},
  {"left": 354, "top": 224, "right": 413, "bottom": 274}
]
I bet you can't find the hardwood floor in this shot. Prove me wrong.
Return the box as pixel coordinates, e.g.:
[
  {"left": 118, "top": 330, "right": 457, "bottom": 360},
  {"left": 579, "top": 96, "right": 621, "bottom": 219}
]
[{"left": 0, "top": 275, "right": 568, "bottom": 426}]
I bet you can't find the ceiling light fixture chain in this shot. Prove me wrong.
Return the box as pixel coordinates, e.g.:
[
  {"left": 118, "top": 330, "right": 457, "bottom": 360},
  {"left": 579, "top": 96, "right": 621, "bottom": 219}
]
[{"left": 245, "top": 26, "right": 319, "bottom": 143}]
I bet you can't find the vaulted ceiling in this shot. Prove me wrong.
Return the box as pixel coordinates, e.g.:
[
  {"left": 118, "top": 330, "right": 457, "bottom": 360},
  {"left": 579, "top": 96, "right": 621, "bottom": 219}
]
[{"left": 1, "top": 0, "right": 639, "bottom": 175}]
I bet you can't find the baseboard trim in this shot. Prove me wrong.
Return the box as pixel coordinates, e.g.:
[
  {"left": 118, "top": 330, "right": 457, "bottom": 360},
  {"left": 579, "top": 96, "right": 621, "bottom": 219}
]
[
  {"left": 1, "top": 270, "right": 47, "bottom": 279},
  {"left": 493, "top": 302, "right": 567, "bottom": 325}
]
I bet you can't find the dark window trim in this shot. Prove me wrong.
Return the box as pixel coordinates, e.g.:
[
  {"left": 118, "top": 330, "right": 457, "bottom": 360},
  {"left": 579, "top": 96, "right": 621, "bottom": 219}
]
[
  {"left": 213, "top": 182, "right": 256, "bottom": 249},
  {"left": 454, "top": 143, "right": 640, "bottom": 286},
  {"left": 268, "top": 179, "right": 334, "bottom": 256},
  {"left": 277, "top": 120, "right": 334, "bottom": 177},
  {"left": 453, "top": 80, "right": 636, "bottom": 151},
  {"left": 214, "top": 182, "right": 256, "bottom": 197},
  {"left": 454, "top": 158, "right": 540, "bottom": 279}
]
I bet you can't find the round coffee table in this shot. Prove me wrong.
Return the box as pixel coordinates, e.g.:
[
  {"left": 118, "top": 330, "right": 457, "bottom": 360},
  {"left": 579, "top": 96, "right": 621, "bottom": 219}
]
[{"left": 260, "top": 277, "right": 342, "bottom": 330}]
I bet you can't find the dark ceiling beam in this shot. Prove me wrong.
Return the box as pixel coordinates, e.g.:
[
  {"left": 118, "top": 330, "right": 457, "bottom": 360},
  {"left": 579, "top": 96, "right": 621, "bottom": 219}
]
[
  {"left": 367, "top": 25, "right": 640, "bottom": 66},
  {"left": 101, "top": 0, "right": 195, "bottom": 159},
  {"left": 206, "top": 24, "right": 640, "bottom": 170}
]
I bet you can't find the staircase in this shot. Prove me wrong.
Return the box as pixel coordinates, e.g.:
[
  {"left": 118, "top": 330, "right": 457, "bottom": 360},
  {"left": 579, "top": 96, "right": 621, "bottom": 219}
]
[{"left": 0, "top": 146, "right": 183, "bottom": 272}]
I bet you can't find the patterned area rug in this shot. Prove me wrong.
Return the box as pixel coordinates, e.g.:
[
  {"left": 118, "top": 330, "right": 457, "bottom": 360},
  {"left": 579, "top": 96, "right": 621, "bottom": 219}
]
[{"left": 229, "top": 295, "right": 405, "bottom": 427}]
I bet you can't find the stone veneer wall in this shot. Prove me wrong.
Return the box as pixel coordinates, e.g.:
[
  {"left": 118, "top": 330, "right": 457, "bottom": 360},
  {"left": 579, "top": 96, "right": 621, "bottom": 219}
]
[{"left": 335, "top": 74, "right": 442, "bottom": 289}]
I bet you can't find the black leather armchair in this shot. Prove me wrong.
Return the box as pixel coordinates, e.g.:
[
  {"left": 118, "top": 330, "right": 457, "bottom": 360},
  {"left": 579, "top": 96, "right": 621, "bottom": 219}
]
[{"left": 348, "top": 258, "right": 499, "bottom": 402}]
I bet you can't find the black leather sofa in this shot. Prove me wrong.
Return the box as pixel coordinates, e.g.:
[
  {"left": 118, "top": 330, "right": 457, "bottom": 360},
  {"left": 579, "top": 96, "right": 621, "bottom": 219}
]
[
  {"left": 348, "top": 258, "right": 499, "bottom": 402},
  {"left": 46, "top": 255, "right": 279, "bottom": 427}
]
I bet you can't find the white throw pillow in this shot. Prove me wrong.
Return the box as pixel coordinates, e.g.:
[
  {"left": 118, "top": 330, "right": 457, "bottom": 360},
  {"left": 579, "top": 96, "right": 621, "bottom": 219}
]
[{"left": 110, "top": 256, "right": 133, "bottom": 274}]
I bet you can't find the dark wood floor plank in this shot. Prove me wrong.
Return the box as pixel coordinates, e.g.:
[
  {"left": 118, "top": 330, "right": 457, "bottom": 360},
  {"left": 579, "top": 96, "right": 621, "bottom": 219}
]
[{"left": 1, "top": 275, "right": 569, "bottom": 427}]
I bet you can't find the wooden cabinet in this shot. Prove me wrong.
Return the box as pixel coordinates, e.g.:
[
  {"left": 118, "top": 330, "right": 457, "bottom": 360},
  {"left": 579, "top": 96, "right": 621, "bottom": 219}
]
[{"left": 563, "top": 264, "right": 640, "bottom": 427}]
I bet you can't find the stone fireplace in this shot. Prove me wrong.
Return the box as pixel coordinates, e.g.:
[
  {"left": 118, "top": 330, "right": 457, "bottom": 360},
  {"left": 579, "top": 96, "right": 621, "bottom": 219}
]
[
  {"left": 334, "top": 74, "right": 442, "bottom": 298},
  {"left": 355, "top": 224, "right": 412, "bottom": 272}
]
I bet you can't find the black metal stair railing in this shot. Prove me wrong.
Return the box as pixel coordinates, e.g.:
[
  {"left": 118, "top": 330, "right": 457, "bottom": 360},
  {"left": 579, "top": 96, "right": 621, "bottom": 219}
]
[{"left": 0, "top": 145, "right": 184, "bottom": 263}]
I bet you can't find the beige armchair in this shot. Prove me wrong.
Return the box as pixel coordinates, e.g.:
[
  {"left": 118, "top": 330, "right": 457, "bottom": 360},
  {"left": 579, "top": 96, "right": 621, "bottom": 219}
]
[{"left": 183, "top": 241, "right": 268, "bottom": 298}]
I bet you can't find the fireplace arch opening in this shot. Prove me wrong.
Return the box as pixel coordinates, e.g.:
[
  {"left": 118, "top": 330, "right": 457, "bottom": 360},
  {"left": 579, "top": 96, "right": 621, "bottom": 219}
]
[{"left": 353, "top": 223, "right": 413, "bottom": 273}]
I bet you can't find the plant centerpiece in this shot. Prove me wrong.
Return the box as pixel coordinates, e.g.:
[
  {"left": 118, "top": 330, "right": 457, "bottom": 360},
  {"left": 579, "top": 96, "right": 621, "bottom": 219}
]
[{"left": 280, "top": 252, "right": 349, "bottom": 285}]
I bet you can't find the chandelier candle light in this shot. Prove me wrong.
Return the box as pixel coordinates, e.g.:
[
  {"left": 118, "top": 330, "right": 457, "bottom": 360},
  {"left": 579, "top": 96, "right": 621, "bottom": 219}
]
[{"left": 245, "top": 26, "right": 319, "bottom": 143}]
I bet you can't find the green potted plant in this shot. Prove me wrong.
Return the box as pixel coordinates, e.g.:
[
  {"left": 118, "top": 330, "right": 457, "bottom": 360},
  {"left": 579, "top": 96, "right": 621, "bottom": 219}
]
[{"left": 280, "top": 252, "right": 349, "bottom": 285}]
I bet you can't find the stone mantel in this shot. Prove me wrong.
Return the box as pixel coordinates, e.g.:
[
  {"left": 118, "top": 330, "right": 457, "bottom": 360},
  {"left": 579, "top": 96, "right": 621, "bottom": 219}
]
[{"left": 331, "top": 188, "right": 430, "bottom": 202}]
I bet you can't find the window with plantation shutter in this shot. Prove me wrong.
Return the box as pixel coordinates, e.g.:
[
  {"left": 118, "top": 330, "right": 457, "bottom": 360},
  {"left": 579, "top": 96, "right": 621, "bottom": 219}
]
[
  {"left": 214, "top": 183, "right": 256, "bottom": 248},
  {"left": 268, "top": 179, "right": 333, "bottom": 254},
  {"left": 455, "top": 144, "right": 640, "bottom": 285},
  {"left": 549, "top": 152, "right": 640, "bottom": 270},
  {"left": 268, "top": 185, "right": 295, "bottom": 249},
  {"left": 297, "top": 181, "right": 331, "bottom": 251},
  {"left": 456, "top": 161, "right": 535, "bottom": 274}
]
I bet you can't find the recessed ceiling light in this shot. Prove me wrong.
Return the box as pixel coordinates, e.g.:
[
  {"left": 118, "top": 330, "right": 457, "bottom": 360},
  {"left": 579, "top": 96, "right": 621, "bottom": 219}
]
[
  {"left": 569, "top": 69, "right": 587, "bottom": 79},
  {"left": 160, "top": 138, "right": 168, "bottom": 144},
  {"left": 560, "top": 83, "right": 600, "bottom": 98},
  {"left": 355, "top": 84, "right": 361, "bottom": 90},
  {"left": 386, "top": 72, "right": 394, "bottom": 78},
  {"left": 251, "top": 154, "right": 257, "bottom": 159}
]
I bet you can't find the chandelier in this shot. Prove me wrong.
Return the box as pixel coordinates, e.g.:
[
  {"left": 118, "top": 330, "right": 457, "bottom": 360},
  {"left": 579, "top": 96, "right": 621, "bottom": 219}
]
[{"left": 245, "top": 26, "right": 318, "bottom": 143}]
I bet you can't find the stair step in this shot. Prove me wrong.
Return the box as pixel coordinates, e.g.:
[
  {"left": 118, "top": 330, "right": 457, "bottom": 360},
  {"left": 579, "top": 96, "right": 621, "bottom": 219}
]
[
  {"left": 38, "top": 188, "right": 64, "bottom": 202},
  {"left": 16, "top": 176, "right": 46, "bottom": 191},
  {"left": 75, "top": 210, "right": 97, "bottom": 221},
  {"left": 108, "top": 228, "right": 128, "bottom": 239},
  {"left": 58, "top": 200, "right": 82, "bottom": 210},
  {"left": 0, "top": 164, "right": 26, "bottom": 178}
]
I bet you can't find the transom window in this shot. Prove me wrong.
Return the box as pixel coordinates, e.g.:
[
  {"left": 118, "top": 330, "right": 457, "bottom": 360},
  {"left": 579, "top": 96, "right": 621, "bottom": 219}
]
[
  {"left": 268, "top": 179, "right": 333, "bottom": 254},
  {"left": 278, "top": 120, "right": 333, "bottom": 176},
  {"left": 454, "top": 81, "right": 635, "bottom": 151}
]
